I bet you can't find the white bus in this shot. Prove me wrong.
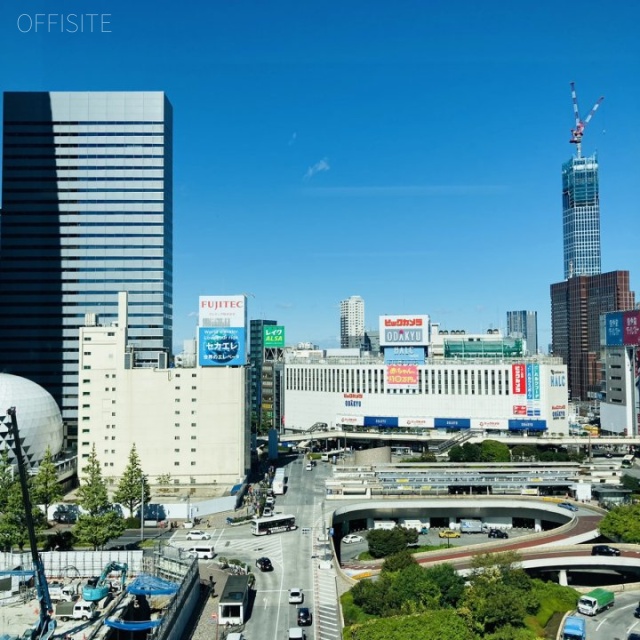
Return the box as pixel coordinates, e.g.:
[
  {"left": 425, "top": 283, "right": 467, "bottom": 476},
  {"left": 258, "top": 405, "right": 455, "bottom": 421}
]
[
  {"left": 622, "top": 454, "right": 635, "bottom": 468},
  {"left": 251, "top": 513, "right": 297, "bottom": 536},
  {"left": 272, "top": 468, "right": 286, "bottom": 495}
]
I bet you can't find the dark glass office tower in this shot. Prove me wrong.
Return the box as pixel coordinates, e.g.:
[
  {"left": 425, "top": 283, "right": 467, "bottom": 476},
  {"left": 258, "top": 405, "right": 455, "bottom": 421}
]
[
  {"left": 0, "top": 92, "right": 173, "bottom": 434},
  {"left": 562, "top": 153, "right": 601, "bottom": 279}
]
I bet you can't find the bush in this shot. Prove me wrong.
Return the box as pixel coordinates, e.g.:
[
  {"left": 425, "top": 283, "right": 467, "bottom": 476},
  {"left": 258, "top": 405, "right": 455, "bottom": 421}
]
[{"left": 125, "top": 516, "right": 140, "bottom": 528}]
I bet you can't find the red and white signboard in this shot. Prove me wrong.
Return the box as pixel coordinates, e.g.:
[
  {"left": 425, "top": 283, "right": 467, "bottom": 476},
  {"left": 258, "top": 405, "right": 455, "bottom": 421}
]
[
  {"left": 512, "top": 364, "right": 526, "bottom": 395},
  {"left": 385, "top": 364, "right": 419, "bottom": 389},
  {"left": 199, "top": 295, "right": 247, "bottom": 328}
]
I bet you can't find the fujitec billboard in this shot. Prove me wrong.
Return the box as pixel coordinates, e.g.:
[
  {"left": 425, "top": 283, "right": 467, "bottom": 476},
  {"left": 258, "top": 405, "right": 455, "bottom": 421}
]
[
  {"left": 199, "top": 295, "right": 247, "bottom": 328},
  {"left": 379, "top": 315, "right": 430, "bottom": 347}
]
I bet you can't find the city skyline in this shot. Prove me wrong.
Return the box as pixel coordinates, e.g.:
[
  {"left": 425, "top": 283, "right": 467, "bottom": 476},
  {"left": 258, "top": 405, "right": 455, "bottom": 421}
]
[{"left": 1, "top": 1, "right": 638, "bottom": 353}]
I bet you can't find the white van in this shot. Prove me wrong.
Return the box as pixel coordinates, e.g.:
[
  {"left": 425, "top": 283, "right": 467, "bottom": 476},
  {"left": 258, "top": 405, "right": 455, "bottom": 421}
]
[
  {"left": 188, "top": 545, "right": 215, "bottom": 559},
  {"left": 288, "top": 628, "right": 305, "bottom": 640}
]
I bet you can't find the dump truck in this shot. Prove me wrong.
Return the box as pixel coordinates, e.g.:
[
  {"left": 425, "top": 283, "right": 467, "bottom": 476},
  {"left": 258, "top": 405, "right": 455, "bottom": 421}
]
[
  {"left": 577, "top": 588, "right": 614, "bottom": 616},
  {"left": 562, "top": 615, "right": 586, "bottom": 640},
  {"left": 48, "top": 581, "right": 80, "bottom": 602}
]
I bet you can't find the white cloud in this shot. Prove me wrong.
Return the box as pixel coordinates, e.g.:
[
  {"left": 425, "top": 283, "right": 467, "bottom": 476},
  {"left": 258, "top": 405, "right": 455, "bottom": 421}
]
[{"left": 304, "top": 157, "right": 330, "bottom": 180}]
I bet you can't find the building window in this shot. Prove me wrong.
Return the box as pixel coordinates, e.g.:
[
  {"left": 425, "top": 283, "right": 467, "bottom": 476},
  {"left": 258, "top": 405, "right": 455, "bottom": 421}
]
[
  {"left": 175, "top": 436, "right": 180, "bottom": 440},
  {"left": 84, "top": 337, "right": 92, "bottom": 341},
  {"left": 191, "top": 436, "right": 196, "bottom": 440},
  {"left": 191, "top": 448, "right": 196, "bottom": 452},
  {"left": 174, "top": 448, "right": 180, "bottom": 453},
  {"left": 191, "top": 461, "right": 196, "bottom": 466},
  {"left": 174, "top": 462, "right": 180, "bottom": 466}
]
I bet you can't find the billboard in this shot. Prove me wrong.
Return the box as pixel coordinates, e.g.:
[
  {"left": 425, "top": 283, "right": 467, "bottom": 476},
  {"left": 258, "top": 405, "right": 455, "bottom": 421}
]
[
  {"left": 385, "top": 364, "right": 419, "bottom": 389},
  {"left": 434, "top": 418, "right": 470, "bottom": 429},
  {"left": 508, "top": 419, "right": 547, "bottom": 432},
  {"left": 379, "top": 315, "right": 430, "bottom": 347},
  {"left": 198, "top": 327, "right": 247, "bottom": 366},
  {"left": 364, "top": 416, "right": 399, "bottom": 428},
  {"left": 264, "top": 325, "right": 285, "bottom": 347},
  {"left": 199, "top": 295, "right": 247, "bottom": 328},
  {"left": 604, "top": 312, "right": 624, "bottom": 346},
  {"left": 624, "top": 311, "right": 640, "bottom": 346},
  {"left": 398, "top": 417, "right": 434, "bottom": 428},
  {"left": 512, "top": 364, "right": 526, "bottom": 395},
  {"left": 384, "top": 346, "right": 426, "bottom": 364},
  {"left": 603, "top": 310, "right": 640, "bottom": 347}
]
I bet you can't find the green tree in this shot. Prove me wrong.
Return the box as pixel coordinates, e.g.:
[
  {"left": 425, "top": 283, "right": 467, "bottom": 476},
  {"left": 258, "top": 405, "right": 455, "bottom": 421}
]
[
  {"left": 449, "top": 442, "right": 482, "bottom": 463},
  {"left": 32, "top": 446, "right": 64, "bottom": 522},
  {"left": 382, "top": 550, "right": 417, "bottom": 574},
  {"left": 599, "top": 503, "right": 640, "bottom": 543},
  {"left": 621, "top": 474, "right": 640, "bottom": 493},
  {"left": 0, "top": 481, "right": 47, "bottom": 551},
  {"left": 0, "top": 450, "right": 14, "bottom": 513},
  {"left": 351, "top": 577, "right": 387, "bottom": 616},
  {"left": 113, "top": 445, "right": 150, "bottom": 519},
  {"left": 423, "top": 563, "right": 466, "bottom": 608},
  {"left": 367, "top": 528, "right": 415, "bottom": 559},
  {"left": 511, "top": 445, "right": 539, "bottom": 462},
  {"left": 75, "top": 445, "right": 125, "bottom": 549},
  {"left": 386, "top": 563, "right": 441, "bottom": 615},
  {"left": 479, "top": 440, "right": 510, "bottom": 463},
  {"left": 348, "top": 609, "right": 475, "bottom": 640}
]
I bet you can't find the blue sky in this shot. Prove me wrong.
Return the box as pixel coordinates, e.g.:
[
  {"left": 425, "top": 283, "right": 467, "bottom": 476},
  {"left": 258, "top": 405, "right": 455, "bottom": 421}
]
[{"left": 1, "top": 0, "right": 639, "bottom": 352}]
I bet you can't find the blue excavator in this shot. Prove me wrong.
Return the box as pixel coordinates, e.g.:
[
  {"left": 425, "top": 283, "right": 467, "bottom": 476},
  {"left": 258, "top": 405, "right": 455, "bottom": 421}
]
[
  {"left": 2, "top": 407, "right": 56, "bottom": 640},
  {"left": 82, "top": 561, "right": 128, "bottom": 601}
]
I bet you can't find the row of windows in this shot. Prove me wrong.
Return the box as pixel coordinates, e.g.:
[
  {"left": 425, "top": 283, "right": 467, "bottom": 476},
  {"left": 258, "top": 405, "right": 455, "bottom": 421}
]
[{"left": 285, "top": 367, "right": 511, "bottom": 396}]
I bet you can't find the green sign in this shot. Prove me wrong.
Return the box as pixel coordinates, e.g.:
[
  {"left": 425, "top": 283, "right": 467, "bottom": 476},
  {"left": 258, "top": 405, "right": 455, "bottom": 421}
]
[{"left": 264, "top": 325, "right": 285, "bottom": 347}]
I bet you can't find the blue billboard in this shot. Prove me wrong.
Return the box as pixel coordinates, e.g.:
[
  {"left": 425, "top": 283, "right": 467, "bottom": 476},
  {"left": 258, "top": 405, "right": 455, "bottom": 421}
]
[
  {"left": 198, "top": 327, "right": 246, "bottom": 366},
  {"left": 363, "top": 416, "right": 399, "bottom": 428},
  {"left": 604, "top": 312, "right": 624, "bottom": 346},
  {"left": 384, "top": 346, "right": 426, "bottom": 365},
  {"left": 508, "top": 419, "right": 547, "bottom": 432},
  {"left": 434, "top": 418, "right": 470, "bottom": 429}
]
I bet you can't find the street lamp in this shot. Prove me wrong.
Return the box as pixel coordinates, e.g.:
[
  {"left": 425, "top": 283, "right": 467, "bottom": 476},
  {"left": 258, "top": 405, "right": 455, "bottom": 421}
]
[{"left": 140, "top": 474, "right": 148, "bottom": 544}]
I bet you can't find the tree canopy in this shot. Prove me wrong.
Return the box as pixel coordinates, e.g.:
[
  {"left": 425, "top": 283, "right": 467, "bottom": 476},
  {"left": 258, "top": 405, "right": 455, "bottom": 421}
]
[
  {"left": 32, "top": 446, "right": 64, "bottom": 520},
  {"left": 367, "top": 527, "right": 416, "bottom": 558},
  {"left": 113, "top": 444, "right": 150, "bottom": 518},
  {"left": 599, "top": 503, "right": 640, "bottom": 543}
]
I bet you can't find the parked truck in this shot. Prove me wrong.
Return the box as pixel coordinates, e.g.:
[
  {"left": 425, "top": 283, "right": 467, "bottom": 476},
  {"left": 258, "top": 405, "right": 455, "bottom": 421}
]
[
  {"left": 577, "top": 588, "right": 615, "bottom": 616},
  {"left": 562, "top": 615, "right": 586, "bottom": 640},
  {"left": 55, "top": 599, "right": 98, "bottom": 622},
  {"left": 459, "top": 519, "right": 484, "bottom": 534},
  {"left": 48, "top": 581, "right": 80, "bottom": 602}
]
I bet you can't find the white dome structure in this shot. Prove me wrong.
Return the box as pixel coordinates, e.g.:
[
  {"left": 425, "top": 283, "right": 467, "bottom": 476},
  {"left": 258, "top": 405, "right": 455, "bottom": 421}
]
[{"left": 0, "top": 373, "right": 64, "bottom": 467}]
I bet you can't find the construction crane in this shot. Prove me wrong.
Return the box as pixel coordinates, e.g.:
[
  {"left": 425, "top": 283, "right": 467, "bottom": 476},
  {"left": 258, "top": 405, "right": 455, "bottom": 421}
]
[
  {"left": 569, "top": 81, "right": 604, "bottom": 158},
  {"left": 1, "top": 408, "right": 56, "bottom": 640},
  {"left": 82, "top": 561, "right": 128, "bottom": 602}
]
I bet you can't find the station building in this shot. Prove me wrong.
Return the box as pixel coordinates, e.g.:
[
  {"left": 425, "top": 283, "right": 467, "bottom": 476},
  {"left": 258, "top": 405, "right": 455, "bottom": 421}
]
[{"left": 284, "top": 317, "right": 570, "bottom": 437}]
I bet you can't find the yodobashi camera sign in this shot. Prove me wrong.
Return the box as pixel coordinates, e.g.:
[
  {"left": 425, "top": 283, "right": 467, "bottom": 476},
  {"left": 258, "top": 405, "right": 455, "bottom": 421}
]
[
  {"left": 379, "top": 315, "right": 430, "bottom": 347},
  {"left": 199, "top": 295, "right": 247, "bottom": 328}
]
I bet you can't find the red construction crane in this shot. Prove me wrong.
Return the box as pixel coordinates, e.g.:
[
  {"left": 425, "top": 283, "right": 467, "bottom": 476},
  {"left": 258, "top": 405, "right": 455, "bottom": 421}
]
[{"left": 569, "top": 81, "right": 604, "bottom": 158}]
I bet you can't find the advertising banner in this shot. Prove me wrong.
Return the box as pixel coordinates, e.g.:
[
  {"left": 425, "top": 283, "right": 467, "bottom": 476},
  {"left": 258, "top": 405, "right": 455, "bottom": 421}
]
[
  {"left": 199, "top": 295, "right": 247, "bottom": 328},
  {"left": 604, "top": 312, "right": 624, "bottom": 346},
  {"left": 364, "top": 416, "right": 399, "bottom": 428},
  {"left": 526, "top": 364, "right": 533, "bottom": 400},
  {"left": 198, "top": 327, "right": 246, "bottom": 366},
  {"left": 508, "top": 419, "right": 547, "bottom": 432},
  {"left": 384, "top": 346, "right": 426, "bottom": 364},
  {"left": 513, "top": 405, "right": 527, "bottom": 415},
  {"left": 398, "top": 417, "right": 434, "bottom": 428},
  {"left": 434, "top": 418, "right": 471, "bottom": 429},
  {"left": 379, "top": 315, "right": 430, "bottom": 347},
  {"left": 512, "top": 364, "right": 526, "bottom": 395},
  {"left": 532, "top": 364, "right": 540, "bottom": 400},
  {"left": 385, "top": 364, "right": 419, "bottom": 389},
  {"left": 336, "top": 415, "right": 362, "bottom": 426},
  {"left": 624, "top": 310, "right": 640, "bottom": 346},
  {"left": 264, "top": 325, "right": 285, "bottom": 347},
  {"left": 473, "top": 419, "right": 508, "bottom": 430}
]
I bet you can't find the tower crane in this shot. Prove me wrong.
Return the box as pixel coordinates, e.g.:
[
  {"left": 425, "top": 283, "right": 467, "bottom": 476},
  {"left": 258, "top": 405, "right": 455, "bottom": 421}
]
[{"left": 569, "top": 81, "right": 604, "bottom": 158}]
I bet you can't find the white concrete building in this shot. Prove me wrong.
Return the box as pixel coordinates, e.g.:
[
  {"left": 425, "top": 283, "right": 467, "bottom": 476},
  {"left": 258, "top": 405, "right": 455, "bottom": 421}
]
[
  {"left": 283, "top": 353, "right": 569, "bottom": 436},
  {"left": 77, "top": 293, "right": 250, "bottom": 489}
]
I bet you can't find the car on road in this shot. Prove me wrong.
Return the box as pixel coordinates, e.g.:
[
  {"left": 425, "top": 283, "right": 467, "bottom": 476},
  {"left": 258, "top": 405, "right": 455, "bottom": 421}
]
[
  {"left": 256, "top": 557, "right": 273, "bottom": 571},
  {"left": 558, "top": 502, "right": 579, "bottom": 512},
  {"left": 342, "top": 534, "right": 364, "bottom": 544},
  {"left": 265, "top": 496, "right": 275, "bottom": 507},
  {"left": 262, "top": 507, "right": 273, "bottom": 517},
  {"left": 628, "top": 632, "right": 640, "bottom": 640},
  {"left": 634, "top": 606, "right": 640, "bottom": 619},
  {"left": 305, "top": 463, "right": 313, "bottom": 471},
  {"left": 186, "top": 530, "right": 211, "bottom": 541},
  {"left": 297, "top": 607, "right": 312, "bottom": 626},
  {"left": 591, "top": 544, "right": 621, "bottom": 556},
  {"left": 488, "top": 529, "right": 509, "bottom": 539},
  {"left": 439, "top": 529, "right": 461, "bottom": 539},
  {"left": 288, "top": 588, "right": 304, "bottom": 604}
]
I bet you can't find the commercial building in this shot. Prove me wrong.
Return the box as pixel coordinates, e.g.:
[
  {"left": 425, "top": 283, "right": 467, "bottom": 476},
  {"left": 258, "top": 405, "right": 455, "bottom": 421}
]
[
  {"left": 562, "top": 154, "right": 601, "bottom": 280},
  {"left": 340, "top": 296, "right": 365, "bottom": 349},
  {"left": 599, "top": 309, "right": 640, "bottom": 435},
  {"left": 77, "top": 293, "right": 249, "bottom": 488},
  {"left": 551, "top": 271, "right": 635, "bottom": 401},
  {"left": 507, "top": 310, "right": 538, "bottom": 355},
  {"left": 0, "top": 92, "right": 173, "bottom": 437},
  {"left": 285, "top": 314, "right": 568, "bottom": 436}
]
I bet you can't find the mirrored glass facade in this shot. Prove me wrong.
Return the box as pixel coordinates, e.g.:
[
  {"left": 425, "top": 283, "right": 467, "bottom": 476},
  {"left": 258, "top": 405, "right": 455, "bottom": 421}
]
[{"left": 0, "top": 92, "right": 173, "bottom": 432}]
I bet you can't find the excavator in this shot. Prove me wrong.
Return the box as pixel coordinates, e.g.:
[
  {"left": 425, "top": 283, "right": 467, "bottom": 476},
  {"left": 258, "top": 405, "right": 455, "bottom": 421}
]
[
  {"left": 1, "top": 408, "right": 56, "bottom": 640},
  {"left": 82, "top": 561, "right": 128, "bottom": 601}
]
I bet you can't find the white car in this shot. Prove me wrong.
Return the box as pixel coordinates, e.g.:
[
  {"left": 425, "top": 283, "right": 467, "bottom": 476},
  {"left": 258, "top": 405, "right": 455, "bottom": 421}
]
[
  {"left": 342, "top": 534, "right": 364, "bottom": 544},
  {"left": 265, "top": 497, "right": 275, "bottom": 507},
  {"left": 288, "top": 588, "right": 304, "bottom": 604},
  {"left": 186, "top": 529, "right": 211, "bottom": 541},
  {"left": 262, "top": 507, "right": 273, "bottom": 517},
  {"left": 305, "top": 463, "right": 313, "bottom": 471}
]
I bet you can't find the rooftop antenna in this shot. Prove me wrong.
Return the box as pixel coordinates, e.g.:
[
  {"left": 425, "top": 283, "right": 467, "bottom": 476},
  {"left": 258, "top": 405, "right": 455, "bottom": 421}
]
[{"left": 569, "top": 82, "right": 604, "bottom": 158}]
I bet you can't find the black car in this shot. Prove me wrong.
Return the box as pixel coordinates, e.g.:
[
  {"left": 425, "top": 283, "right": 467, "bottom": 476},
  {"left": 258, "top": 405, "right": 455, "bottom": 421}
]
[
  {"left": 591, "top": 544, "right": 621, "bottom": 556},
  {"left": 634, "top": 606, "right": 640, "bottom": 619},
  {"left": 297, "top": 607, "right": 312, "bottom": 626},
  {"left": 53, "top": 509, "right": 78, "bottom": 524},
  {"left": 488, "top": 529, "right": 509, "bottom": 539},
  {"left": 256, "top": 557, "right": 273, "bottom": 571}
]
